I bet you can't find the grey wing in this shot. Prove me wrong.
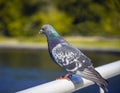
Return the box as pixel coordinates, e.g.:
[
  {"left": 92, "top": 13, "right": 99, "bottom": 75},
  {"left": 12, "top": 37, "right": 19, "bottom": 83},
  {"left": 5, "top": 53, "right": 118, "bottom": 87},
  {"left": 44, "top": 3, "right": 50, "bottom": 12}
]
[
  {"left": 52, "top": 43, "right": 108, "bottom": 91},
  {"left": 52, "top": 43, "right": 92, "bottom": 73}
]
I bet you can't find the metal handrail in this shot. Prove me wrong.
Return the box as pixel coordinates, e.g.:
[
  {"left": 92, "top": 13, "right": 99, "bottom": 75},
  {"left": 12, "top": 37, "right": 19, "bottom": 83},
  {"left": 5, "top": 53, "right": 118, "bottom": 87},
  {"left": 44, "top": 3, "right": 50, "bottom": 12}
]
[{"left": 16, "top": 60, "right": 120, "bottom": 93}]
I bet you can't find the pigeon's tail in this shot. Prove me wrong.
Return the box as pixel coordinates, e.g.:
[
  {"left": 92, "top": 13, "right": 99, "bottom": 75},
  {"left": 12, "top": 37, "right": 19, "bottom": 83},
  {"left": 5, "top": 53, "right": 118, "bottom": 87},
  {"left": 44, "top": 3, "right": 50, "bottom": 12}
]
[{"left": 76, "top": 67, "right": 108, "bottom": 92}]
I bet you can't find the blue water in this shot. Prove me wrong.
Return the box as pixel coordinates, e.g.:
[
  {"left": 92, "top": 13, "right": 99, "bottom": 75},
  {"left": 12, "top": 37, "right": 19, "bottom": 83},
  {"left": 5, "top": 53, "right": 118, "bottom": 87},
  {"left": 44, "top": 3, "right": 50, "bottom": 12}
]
[
  {"left": 0, "top": 67, "right": 120, "bottom": 93},
  {"left": 0, "top": 67, "right": 66, "bottom": 93},
  {"left": 0, "top": 49, "right": 120, "bottom": 93}
]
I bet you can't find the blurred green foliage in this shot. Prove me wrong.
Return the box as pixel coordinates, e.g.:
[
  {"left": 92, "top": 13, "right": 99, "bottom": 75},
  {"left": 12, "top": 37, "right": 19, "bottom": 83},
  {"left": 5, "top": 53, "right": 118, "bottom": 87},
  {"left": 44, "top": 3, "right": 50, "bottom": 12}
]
[{"left": 0, "top": 0, "right": 120, "bottom": 37}]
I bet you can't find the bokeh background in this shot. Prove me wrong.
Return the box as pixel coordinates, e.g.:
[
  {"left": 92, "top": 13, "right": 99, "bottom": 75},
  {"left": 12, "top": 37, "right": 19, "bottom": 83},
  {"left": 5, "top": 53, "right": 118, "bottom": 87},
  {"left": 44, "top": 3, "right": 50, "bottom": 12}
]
[
  {"left": 0, "top": 0, "right": 120, "bottom": 37},
  {"left": 0, "top": 0, "right": 120, "bottom": 93}
]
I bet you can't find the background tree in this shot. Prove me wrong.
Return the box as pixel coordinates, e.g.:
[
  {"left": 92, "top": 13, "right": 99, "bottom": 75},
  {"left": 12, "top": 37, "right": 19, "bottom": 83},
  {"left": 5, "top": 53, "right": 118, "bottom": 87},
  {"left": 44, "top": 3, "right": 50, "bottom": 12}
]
[
  {"left": 54, "top": 0, "right": 120, "bottom": 37},
  {"left": 0, "top": 0, "right": 120, "bottom": 37}
]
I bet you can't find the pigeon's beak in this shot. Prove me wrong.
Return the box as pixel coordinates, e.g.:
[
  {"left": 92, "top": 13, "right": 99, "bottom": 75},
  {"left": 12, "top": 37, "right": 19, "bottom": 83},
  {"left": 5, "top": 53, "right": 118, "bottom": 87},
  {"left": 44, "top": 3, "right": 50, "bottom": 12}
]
[{"left": 39, "top": 29, "right": 43, "bottom": 34}]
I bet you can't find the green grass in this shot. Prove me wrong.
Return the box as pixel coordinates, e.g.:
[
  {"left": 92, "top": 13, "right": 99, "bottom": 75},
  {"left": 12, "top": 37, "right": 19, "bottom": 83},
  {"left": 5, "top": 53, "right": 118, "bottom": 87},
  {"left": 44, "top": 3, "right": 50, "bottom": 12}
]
[
  {"left": 0, "top": 36, "right": 120, "bottom": 49},
  {"left": 65, "top": 36, "right": 120, "bottom": 49}
]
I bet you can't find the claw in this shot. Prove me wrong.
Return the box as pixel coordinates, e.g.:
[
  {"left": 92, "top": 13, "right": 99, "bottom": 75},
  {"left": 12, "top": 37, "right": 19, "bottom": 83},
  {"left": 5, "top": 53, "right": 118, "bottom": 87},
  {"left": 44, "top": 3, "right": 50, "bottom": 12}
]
[{"left": 56, "top": 74, "right": 71, "bottom": 80}]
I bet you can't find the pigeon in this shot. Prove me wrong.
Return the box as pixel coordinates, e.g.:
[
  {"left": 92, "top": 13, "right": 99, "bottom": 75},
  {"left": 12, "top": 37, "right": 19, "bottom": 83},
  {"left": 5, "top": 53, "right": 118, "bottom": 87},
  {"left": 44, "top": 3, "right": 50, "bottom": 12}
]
[{"left": 40, "top": 24, "right": 108, "bottom": 92}]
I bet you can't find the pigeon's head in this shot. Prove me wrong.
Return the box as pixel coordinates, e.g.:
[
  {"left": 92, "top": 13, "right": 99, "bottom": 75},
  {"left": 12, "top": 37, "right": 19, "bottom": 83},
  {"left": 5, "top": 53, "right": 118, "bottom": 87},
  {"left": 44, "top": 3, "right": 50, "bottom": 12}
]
[{"left": 40, "top": 24, "right": 58, "bottom": 36}]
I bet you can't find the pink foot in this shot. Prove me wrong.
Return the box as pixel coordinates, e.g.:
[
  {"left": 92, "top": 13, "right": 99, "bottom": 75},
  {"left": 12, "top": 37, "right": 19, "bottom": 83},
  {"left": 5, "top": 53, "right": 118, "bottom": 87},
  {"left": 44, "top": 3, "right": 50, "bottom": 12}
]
[{"left": 56, "top": 74, "right": 71, "bottom": 80}]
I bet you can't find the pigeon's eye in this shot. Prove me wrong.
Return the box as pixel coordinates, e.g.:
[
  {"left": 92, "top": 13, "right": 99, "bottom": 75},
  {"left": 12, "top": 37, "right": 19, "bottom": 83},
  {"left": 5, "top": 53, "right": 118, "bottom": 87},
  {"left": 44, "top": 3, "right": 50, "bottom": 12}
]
[
  {"left": 41, "top": 28, "right": 45, "bottom": 31},
  {"left": 42, "top": 26, "right": 48, "bottom": 31}
]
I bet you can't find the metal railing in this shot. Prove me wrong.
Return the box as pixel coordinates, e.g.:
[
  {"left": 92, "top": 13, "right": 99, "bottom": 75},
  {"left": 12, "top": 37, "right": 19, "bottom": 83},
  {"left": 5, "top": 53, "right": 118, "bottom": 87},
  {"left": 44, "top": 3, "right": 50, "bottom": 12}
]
[{"left": 16, "top": 60, "right": 120, "bottom": 93}]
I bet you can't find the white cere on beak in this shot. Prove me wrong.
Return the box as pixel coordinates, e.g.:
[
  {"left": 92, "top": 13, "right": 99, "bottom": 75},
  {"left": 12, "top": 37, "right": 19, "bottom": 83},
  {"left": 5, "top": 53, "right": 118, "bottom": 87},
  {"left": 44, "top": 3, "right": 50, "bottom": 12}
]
[{"left": 39, "top": 30, "right": 43, "bottom": 34}]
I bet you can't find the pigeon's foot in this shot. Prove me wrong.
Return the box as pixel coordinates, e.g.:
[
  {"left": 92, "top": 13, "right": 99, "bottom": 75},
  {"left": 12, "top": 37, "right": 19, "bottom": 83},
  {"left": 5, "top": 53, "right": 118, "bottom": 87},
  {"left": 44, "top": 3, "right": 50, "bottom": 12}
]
[{"left": 56, "top": 74, "right": 71, "bottom": 80}]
